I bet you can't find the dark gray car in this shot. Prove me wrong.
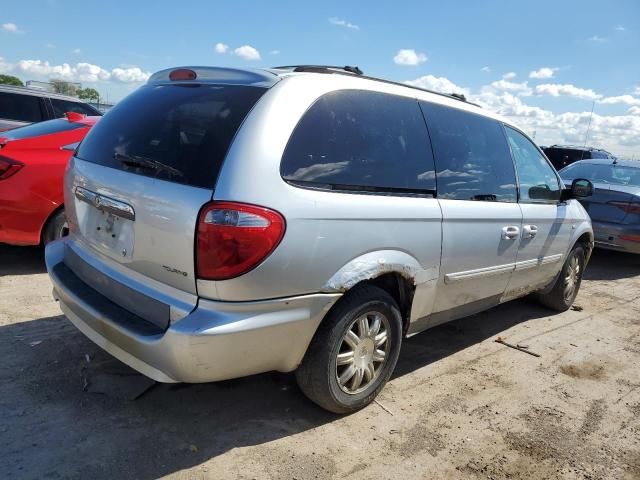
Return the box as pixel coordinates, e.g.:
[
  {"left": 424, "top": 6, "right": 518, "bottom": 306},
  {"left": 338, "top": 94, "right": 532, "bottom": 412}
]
[
  {"left": 0, "top": 85, "right": 101, "bottom": 131},
  {"left": 561, "top": 159, "right": 640, "bottom": 254}
]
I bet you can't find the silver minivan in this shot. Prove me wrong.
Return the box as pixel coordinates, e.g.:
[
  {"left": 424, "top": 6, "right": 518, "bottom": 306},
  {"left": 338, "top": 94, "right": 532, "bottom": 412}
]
[{"left": 46, "top": 66, "right": 594, "bottom": 413}]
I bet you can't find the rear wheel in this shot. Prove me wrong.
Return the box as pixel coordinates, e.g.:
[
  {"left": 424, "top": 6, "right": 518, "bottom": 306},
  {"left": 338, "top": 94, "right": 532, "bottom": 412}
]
[
  {"left": 536, "top": 245, "right": 585, "bottom": 311},
  {"left": 296, "top": 284, "right": 402, "bottom": 414},
  {"left": 42, "top": 209, "right": 68, "bottom": 245}
]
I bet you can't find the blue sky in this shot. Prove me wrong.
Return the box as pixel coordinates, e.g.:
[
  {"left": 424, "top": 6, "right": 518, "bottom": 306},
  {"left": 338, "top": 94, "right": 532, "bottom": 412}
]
[{"left": 2, "top": 0, "right": 639, "bottom": 156}]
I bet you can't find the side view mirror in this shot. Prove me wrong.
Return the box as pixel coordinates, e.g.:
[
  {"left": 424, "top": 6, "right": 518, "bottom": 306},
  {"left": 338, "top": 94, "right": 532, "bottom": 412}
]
[
  {"left": 571, "top": 178, "right": 594, "bottom": 198},
  {"left": 561, "top": 178, "right": 593, "bottom": 200}
]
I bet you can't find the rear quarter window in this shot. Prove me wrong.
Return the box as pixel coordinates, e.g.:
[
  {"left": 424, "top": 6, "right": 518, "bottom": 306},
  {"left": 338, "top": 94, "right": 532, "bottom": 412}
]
[
  {"left": 76, "top": 84, "right": 266, "bottom": 189},
  {"left": 50, "top": 98, "right": 101, "bottom": 117},
  {"left": 0, "top": 92, "right": 44, "bottom": 122},
  {"left": 280, "top": 89, "right": 436, "bottom": 193}
]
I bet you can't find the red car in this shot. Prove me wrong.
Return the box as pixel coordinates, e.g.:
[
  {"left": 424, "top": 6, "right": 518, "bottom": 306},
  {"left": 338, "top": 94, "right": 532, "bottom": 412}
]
[{"left": 0, "top": 113, "right": 99, "bottom": 246}]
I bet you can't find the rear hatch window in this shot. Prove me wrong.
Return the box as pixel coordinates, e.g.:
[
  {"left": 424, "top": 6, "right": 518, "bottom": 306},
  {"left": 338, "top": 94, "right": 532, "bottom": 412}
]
[{"left": 76, "top": 84, "right": 266, "bottom": 189}]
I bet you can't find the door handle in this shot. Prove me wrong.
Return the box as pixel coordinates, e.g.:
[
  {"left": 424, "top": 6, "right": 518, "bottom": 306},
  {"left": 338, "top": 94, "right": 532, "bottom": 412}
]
[
  {"left": 502, "top": 225, "right": 520, "bottom": 240},
  {"left": 523, "top": 225, "right": 538, "bottom": 239}
]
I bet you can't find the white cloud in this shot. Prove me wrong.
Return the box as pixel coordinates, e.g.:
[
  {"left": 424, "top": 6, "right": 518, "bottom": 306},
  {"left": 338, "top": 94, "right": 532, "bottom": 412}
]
[
  {"left": 214, "top": 42, "right": 261, "bottom": 60},
  {"left": 0, "top": 57, "right": 149, "bottom": 84},
  {"left": 473, "top": 88, "right": 640, "bottom": 155},
  {"left": 45, "top": 43, "right": 55, "bottom": 49},
  {"left": 405, "top": 74, "right": 469, "bottom": 96},
  {"left": 393, "top": 49, "right": 427, "bottom": 66},
  {"left": 614, "top": 25, "right": 625, "bottom": 32},
  {"left": 1, "top": 23, "right": 20, "bottom": 33},
  {"left": 328, "top": 17, "right": 359, "bottom": 30},
  {"left": 588, "top": 35, "right": 608, "bottom": 42},
  {"left": 233, "top": 45, "right": 261, "bottom": 61},
  {"left": 488, "top": 79, "right": 531, "bottom": 95},
  {"left": 72, "top": 48, "right": 81, "bottom": 55},
  {"left": 535, "top": 83, "right": 602, "bottom": 100},
  {"left": 502, "top": 72, "right": 517, "bottom": 80},
  {"left": 14, "top": 59, "right": 109, "bottom": 82},
  {"left": 480, "top": 66, "right": 491, "bottom": 72},
  {"left": 529, "top": 67, "right": 558, "bottom": 79},
  {"left": 0, "top": 56, "right": 12, "bottom": 72},
  {"left": 214, "top": 42, "right": 229, "bottom": 54},
  {"left": 634, "top": 86, "right": 640, "bottom": 96},
  {"left": 599, "top": 95, "right": 640, "bottom": 106},
  {"left": 270, "top": 50, "right": 280, "bottom": 55},
  {"left": 405, "top": 73, "right": 640, "bottom": 157},
  {"left": 111, "top": 66, "right": 150, "bottom": 83}
]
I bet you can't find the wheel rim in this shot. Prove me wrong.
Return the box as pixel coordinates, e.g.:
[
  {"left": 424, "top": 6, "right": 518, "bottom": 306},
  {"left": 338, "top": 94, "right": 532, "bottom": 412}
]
[
  {"left": 564, "top": 253, "right": 580, "bottom": 301},
  {"left": 335, "top": 311, "right": 390, "bottom": 395},
  {"left": 59, "top": 221, "right": 69, "bottom": 239}
]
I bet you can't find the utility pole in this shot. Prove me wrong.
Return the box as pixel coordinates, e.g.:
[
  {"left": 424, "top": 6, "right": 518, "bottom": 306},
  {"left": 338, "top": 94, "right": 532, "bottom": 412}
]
[
  {"left": 579, "top": 101, "right": 596, "bottom": 161},
  {"left": 583, "top": 101, "right": 595, "bottom": 148}
]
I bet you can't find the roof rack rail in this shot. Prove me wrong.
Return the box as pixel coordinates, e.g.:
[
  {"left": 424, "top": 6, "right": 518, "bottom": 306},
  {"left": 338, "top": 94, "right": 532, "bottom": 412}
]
[
  {"left": 272, "top": 64, "right": 479, "bottom": 107},
  {"left": 274, "top": 65, "right": 364, "bottom": 75}
]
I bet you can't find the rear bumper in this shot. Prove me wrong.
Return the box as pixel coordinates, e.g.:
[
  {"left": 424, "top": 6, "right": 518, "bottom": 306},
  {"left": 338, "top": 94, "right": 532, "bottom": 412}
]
[
  {"left": 592, "top": 220, "right": 640, "bottom": 255},
  {"left": 46, "top": 239, "right": 340, "bottom": 383}
]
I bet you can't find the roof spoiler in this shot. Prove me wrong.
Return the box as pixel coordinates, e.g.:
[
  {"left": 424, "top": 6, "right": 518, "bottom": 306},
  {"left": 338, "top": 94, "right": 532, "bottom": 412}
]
[{"left": 65, "top": 111, "right": 86, "bottom": 122}]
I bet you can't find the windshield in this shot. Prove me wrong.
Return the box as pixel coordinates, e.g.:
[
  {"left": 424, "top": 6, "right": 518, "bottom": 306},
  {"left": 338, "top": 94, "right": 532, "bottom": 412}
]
[
  {"left": 76, "top": 83, "right": 266, "bottom": 189},
  {"left": 560, "top": 162, "right": 640, "bottom": 187}
]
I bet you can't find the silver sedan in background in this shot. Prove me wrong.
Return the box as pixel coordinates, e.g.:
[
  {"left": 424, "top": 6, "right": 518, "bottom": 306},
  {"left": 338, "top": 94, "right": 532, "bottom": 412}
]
[{"left": 561, "top": 159, "right": 640, "bottom": 254}]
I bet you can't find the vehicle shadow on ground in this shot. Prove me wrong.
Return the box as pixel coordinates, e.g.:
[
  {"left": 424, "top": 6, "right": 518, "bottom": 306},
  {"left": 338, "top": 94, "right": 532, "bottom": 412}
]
[
  {"left": 583, "top": 248, "right": 640, "bottom": 281},
  {"left": 0, "top": 244, "right": 46, "bottom": 276},
  {"left": 3, "top": 297, "right": 555, "bottom": 479}
]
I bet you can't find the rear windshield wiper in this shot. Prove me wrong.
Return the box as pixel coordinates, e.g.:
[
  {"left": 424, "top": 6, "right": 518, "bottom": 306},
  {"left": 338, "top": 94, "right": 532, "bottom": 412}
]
[{"left": 114, "top": 152, "right": 184, "bottom": 178}]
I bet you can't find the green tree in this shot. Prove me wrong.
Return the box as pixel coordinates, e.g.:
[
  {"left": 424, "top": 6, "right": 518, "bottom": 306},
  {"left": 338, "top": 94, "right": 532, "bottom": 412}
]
[
  {"left": 50, "top": 79, "right": 79, "bottom": 96},
  {"left": 0, "top": 74, "right": 23, "bottom": 87},
  {"left": 78, "top": 87, "right": 100, "bottom": 102}
]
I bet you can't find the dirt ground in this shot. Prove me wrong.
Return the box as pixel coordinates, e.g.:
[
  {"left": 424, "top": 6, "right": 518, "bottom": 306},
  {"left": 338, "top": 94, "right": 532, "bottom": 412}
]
[{"left": 0, "top": 244, "right": 639, "bottom": 480}]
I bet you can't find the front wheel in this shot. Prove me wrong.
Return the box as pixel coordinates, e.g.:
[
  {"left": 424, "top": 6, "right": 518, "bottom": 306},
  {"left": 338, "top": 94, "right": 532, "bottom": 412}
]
[
  {"left": 536, "top": 245, "right": 585, "bottom": 311},
  {"left": 295, "top": 284, "right": 403, "bottom": 414}
]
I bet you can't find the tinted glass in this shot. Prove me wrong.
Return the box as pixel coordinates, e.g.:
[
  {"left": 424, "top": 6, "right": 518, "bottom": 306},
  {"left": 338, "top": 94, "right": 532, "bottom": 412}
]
[
  {"left": 504, "top": 126, "right": 561, "bottom": 202},
  {"left": 0, "top": 92, "right": 43, "bottom": 122},
  {"left": 543, "top": 147, "right": 591, "bottom": 169},
  {"left": 2, "top": 118, "right": 86, "bottom": 140},
  {"left": 590, "top": 151, "right": 609, "bottom": 159},
  {"left": 560, "top": 163, "right": 640, "bottom": 187},
  {"left": 281, "top": 90, "right": 436, "bottom": 192},
  {"left": 421, "top": 102, "right": 517, "bottom": 202},
  {"left": 76, "top": 84, "right": 266, "bottom": 189},
  {"left": 50, "top": 98, "right": 101, "bottom": 117}
]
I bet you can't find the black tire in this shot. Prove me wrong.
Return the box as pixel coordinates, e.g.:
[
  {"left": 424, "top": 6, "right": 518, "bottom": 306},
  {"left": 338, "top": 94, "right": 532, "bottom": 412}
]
[
  {"left": 296, "top": 284, "right": 403, "bottom": 414},
  {"left": 42, "top": 209, "right": 68, "bottom": 245},
  {"left": 536, "top": 245, "right": 585, "bottom": 312}
]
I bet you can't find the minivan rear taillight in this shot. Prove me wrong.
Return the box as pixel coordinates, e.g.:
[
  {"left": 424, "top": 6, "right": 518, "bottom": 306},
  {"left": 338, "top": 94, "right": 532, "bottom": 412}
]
[
  {"left": 0, "top": 156, "right": 23, "bottom": 180},
  {"left": 196, "top": 202, "right": 285, "bottom": 280}
]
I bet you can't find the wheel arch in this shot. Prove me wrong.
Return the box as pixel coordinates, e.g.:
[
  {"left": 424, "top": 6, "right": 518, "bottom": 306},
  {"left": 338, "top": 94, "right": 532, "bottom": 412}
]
[
  {"left": 39, "top": 204, "right": 65, "bottom": 245},
  {"left": 321, "top": 250, "right": 425, "bottom": 335}
]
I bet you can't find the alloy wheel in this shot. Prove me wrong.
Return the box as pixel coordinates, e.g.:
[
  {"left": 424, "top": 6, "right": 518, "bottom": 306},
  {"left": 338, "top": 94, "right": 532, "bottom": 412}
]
[{"left": 335, "top": 311, "right": 390, "bottom": 395}]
